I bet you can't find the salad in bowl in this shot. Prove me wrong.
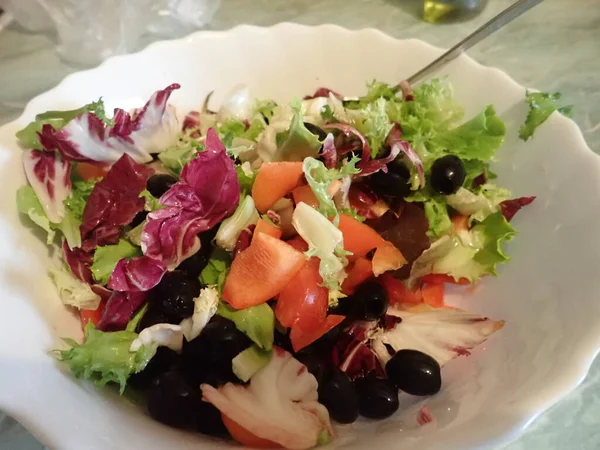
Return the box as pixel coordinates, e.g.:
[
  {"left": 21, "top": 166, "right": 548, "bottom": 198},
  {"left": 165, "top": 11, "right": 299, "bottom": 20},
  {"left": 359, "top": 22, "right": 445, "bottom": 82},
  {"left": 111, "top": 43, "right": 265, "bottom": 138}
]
[{"left": 15, "top": 77, "right": 550, "bottom": 448}]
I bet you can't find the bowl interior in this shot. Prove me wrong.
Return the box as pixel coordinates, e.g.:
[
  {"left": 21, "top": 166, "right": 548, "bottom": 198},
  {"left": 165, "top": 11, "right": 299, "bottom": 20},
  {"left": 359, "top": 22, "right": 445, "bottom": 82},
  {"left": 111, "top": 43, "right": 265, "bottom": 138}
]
[{"left": 0, "top": 24, "right": 599, "bottom": 450}]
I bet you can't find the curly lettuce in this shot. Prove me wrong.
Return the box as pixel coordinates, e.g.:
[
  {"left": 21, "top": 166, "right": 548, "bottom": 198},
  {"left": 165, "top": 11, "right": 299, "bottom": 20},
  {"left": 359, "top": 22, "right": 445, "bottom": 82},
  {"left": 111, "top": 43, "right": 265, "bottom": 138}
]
[
  {"left": 55, "top": 323, "right": 155, "bottom": 393},
  {"left": 519, "top": 91, "right": 573, "bottom": 141}
]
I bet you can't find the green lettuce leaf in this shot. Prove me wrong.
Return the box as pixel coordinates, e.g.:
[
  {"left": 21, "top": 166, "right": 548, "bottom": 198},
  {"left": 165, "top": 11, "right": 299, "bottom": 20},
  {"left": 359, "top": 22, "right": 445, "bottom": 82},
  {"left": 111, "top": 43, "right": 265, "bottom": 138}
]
[
  {"left": 236, "top": 164, "right": 256, "bottom": 199},
  {"left": 355, "top": 97, "right": 393, "bottom": 158},
  {"left": 292, "top": 202, "right": 348, "bottom": 306},
  {"left": 446, "top": 184, "right": 511, "bottom": 224},
  {"left": 64, "top": 177, "right": 99, "bottom": 222},
  {"left": 158, "top": 137, "right": 202, "bottom": 176},
  {"left": 232, "top": 345, "right": 272, "bottom": 382},
  {"left": 16, "top": 186, "right": 55, "bottom": 244},
  {"left": 217, "top": 303, "right": 275, "bottom": 351},
  {"left": 48, "top": 266, "right": 101, "bottom": 310},
  {"left": 139, "top": 189, "right": 162, "bottom": 212},
  {"left": 274, "top": 99, "right": 322, "bottom": 161},
  {"left": 200, "top": 248, "right": 232, "bottom": 293},
  {"left": 91, "top": 240, "right": 142, "bottom": 285},
  {"left": 215, "top": 195, "right": 259, "bottom": 251},
  {"left": 519, "top": 91, "right": 573, "bottom": 141},
  {"left": 471, "top": 211, "right": 517, "bottom": 273},
  {"left": 303, "top": 156, "right": 360, "bottom": 224},
  {"left": 16, "top": 99, "right": 112, "bottom": 149},
  {"left": 405, "top": 189, "right": 452, "bottom": 238},
  {"left": 346, "top": 80, "right": 398, "bottom": 109},
  {"left": 219, "top": 117, "right": 265, "bottom": 148},
  {"left": 55, "top": 323, "right": 155, "bottom": 394},
  {"left": 432, "top": 105, "right": 505, "bottom": 162},
  {"left": 252, "top": 99, "right": 278, "bottom": 122},
  {"left": 409, "top": 212, "right": 516, "bottom": 284}
]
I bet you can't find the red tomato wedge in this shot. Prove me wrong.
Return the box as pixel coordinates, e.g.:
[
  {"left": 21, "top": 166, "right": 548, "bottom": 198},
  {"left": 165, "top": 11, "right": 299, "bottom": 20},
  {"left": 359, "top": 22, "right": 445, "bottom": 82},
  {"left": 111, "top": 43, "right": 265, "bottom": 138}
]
[
  {"left": 285, "top": 236, "right": 309, "bottom": 252},
  {"left": 253, "top": 218, "right": 283, "bottom": 242},
  {"left": 222, "top": 233, "right": 306, "bottom": 309},
  {"left": 252, "top": 162, "right": 304, "bottom": 213},
  {"left": 421, "top": 282, "right": 445, "bottom": 308},
  {"left": 421, "top": 274, "right": 470, "bottom": 285},
  {"left": 275, "top": 258, "right": 328, "bottom": 330},
  {"left": 341, "top": 257, "right": 373, "bottom": 295},
  {"left": 378, "top": 273, "right": 423, "bottom": 307},
  {"left": 337, "top": 214, "right": 385, "bottom": 260},
  {"left": 79, "top": 300, "right": 107, "bottom": 327},
  {"left": 75, "top": 162, "right": 109, "bottom": 182},
  {"left": 222, "top": 414, "right": 280, "bottom": 448},
  {"left": 290, "top": 314, "right": 345, "bottom": 353},
  {"left": 451, "top": 215, "right": 469, "bottom": 235}
]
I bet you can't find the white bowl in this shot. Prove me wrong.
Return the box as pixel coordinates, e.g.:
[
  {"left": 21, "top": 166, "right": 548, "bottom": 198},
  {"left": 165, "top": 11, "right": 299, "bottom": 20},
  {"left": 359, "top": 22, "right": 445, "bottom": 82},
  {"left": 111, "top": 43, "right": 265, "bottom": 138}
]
[{"left": 0, "top": 24, "right": 599, "bottom": 450}]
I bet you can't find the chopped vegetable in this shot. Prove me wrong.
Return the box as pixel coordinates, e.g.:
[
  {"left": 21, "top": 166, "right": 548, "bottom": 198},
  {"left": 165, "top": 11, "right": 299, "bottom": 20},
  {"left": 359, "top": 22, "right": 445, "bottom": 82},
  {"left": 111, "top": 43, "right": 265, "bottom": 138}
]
[
  {"left": 180, "top": 287, "right": 219, "bottom": 341},
  {"left": 222, "top": 232, "right": 305, "bottom": 309},
  {"left": 48, "top": 266, "right": 101, "bottom": 311},
  {"left": 252, "top": 161, "right": 304, "bottom": 213},
  {"left": 253, "top": 217, "right": 282, "bottom": 241},
  {"left": 519, "top": 91, "right": 572, "bottom": 141},
  {"left": 215, "top": 195, "right": 259, "bottom": 251},
  {"left": 91, "top": 239, "right": 141, "bottom": 285},
  {"left": 217, "top": 302, "right": 275, "bottom": 351},
  {"left": 232, "top": 346, "right": 273, "bottom": 382},
  {"left": 55, "top": 323, "right": 155, "bottom": 393},
  {"left": 337, "top": 213, "right": 385, "bottom": 259}
]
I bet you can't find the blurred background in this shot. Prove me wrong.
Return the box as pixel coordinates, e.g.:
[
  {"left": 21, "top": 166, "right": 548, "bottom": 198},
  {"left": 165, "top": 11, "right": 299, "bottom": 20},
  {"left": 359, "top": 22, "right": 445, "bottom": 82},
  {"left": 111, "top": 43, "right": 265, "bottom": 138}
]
[{"left": 0, "top": 0, "right": 599, "bottom": 449}]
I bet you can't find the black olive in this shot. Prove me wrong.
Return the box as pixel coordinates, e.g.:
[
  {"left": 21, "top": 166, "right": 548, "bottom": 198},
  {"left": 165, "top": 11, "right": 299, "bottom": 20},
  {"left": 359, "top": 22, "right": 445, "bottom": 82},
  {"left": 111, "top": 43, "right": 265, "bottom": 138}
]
[
  {"left": 385, "top": 349, "right": 441, "bottom": 396},
  {"left": 147, "top": 371, "right": 228, "bottom": 437},
  {"left": 295, "top": 352, "right": 328, "bottom": 386},
  {"left": 176, "top": 228, "right": 217, "bottom": 278},
  {"left": 368, "top": 163, "right": 411, "bottom": 198},
  {"left": 182, "top": 320, "right": 252, "bottom": 385},
  {"left": 355, "top": 377, "right": 399, "bottom": 420},
  {"left": 304, "top": 122, "right": 327, "bottom": 141},
  {"left": 146, "top": 370, "right": 203, "bottom": 429},
  {"left": 129, "top": 347, "right": 182, "bottom": 390},
  {"left": 430, "top": 155, "right": 466, "bottom": 195},
  {"left": 149, "top": 270, "right": 201, "bottom": 320},
  {"left": 147, "top": 174, "right": 178, "bottom": 198},
  {"left": 332, "top": 281, "right": 388, "bottom": 320},
  {"left": 273, "top": 328, "right": 295, "bottom": 354},
  {"left": 318, "top": 368, "right": 359, "bottom": 424},
  {"left": 130, "top": 210, "right": 148, "bottom": 228},
  {"left": 137, "top": 307, "right": 179, "bottom": 332}
]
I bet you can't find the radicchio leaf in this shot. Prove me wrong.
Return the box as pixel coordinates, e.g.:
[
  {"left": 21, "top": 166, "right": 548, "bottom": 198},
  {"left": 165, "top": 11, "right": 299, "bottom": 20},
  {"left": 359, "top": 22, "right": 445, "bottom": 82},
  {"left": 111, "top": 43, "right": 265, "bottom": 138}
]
[
  {"left": 323, "top": 123, "right": 371, "bottom": 163},
  {"left": 331, "top": 322, "right": 383, "bottom": 381},
  {"left": 38, "top": 84, "right": 180, "bottom": 164},
  {"left": 320, "top": 133, "right": 337, "bottom": 169},
  {"left": 355, "top": 144, "right": 400, "bottom": 177},
  {"left": 202, "top": 348, "right": 333, "bottom": 449},
  {"left": 387, "top": 124, "right": 424, "bottom": 186},
  {"left": 182, "top": 110, "right": 201, "bottom": 131},
  {"left": 81, "top": 154, "right": 154, "bottom": 252},
  {"left": 62, "top": 240, "right": 93, "bottom": 284},
  {"left": 108, "top": 256, "right": 166, "bottom": 292},
  {"left": 372, "top": 204, "right": 430, "bottom": 279},
  {"left": 499, "top": 196, "right": 536, "bottom": 221},
  {"left": 141, "top": 129, "right": 239, "bottom": 270},
  {"left": 370, "top": 306, "right": 505, "bottom": 367},
  {"left": 304, "top": 87, "right": 343, "bottom": 100},
  {"left": 22, "top": 150, "right": 71, "bottom": 223},
  {"left": 96, "top": 290, "right": 149, "bottom": 331}
]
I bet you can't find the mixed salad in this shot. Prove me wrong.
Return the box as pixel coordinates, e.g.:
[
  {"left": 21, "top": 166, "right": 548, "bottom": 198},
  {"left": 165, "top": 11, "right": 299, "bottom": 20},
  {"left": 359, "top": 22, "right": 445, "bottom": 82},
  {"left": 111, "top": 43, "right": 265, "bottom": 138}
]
[{"left": 15, "top": 78, "right": 564, "bottom": 448}]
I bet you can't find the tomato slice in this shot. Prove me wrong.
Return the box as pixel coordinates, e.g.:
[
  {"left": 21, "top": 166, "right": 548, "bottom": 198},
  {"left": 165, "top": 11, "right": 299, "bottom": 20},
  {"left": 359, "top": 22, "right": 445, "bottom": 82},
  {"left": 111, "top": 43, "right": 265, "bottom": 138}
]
[
  {"left": 275, "top": 258, "right": 328, "bottom": 331},
  {"left": 341, "top": 257, "right": 373, "bottom": 295},
  {"left": 421, "top": 283, "right": 445, "bottom": 308},
  {"left": 420, "top": 274, "right": 470, "bottom": 285},
  {"left": 290, "top": 314, "right": 345, "bottom": 353},
  {"left": 223, "top": 233, "right": 306, "bottom": 309},
  {"left": 75, "top": 162, "right": 109, "bottom": 182},
  {"left": 378, "top": 273, "right": 422, "bottom": 306},
  {"left": 79, "top": 300, "right": 107, "bottom": 327},
  {"left": 337, "top": 214, "right": 385, "bottom": 260},
  {"left": 222, "top": 414, "right": 280, "bottom": 448}
]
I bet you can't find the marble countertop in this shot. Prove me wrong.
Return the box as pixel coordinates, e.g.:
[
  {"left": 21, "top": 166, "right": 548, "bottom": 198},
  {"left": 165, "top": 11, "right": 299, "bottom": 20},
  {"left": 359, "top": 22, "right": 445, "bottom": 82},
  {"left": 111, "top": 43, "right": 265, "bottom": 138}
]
[{"left": 1, "top": 0, "right": 599, "bottom": 448}]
